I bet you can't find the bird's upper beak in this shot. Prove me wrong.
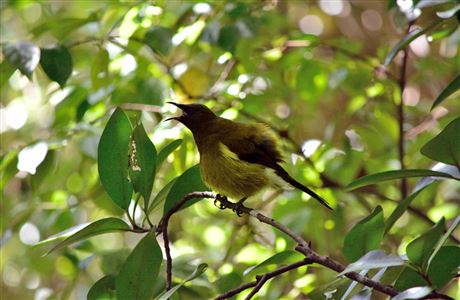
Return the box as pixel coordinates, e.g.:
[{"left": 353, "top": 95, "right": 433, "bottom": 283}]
[{"left": 164, "top": 102, "right": 187, "bottom": 122}]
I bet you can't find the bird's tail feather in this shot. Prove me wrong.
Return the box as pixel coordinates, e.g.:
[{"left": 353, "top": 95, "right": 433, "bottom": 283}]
[{"left": 275, "top": 167, "right": 332, "bottom": 210}]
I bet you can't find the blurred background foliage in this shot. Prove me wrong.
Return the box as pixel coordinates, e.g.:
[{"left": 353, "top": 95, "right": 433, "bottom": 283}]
[{"left": 1, "top": 0, "right": 459, "bottom": 299}]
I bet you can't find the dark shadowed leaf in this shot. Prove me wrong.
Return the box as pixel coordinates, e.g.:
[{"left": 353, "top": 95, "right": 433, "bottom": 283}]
[
  {"left": 144, "top": 26, "right": 173, "bottom": 56},
  {"left": 427, "top": 215, "right": 460, "bottom": 267},
  {"left": 87, "top": 275, "right": 116, "bottom": 300},
  {"left": 3, "top": 41, "right": 40, "bottom": 79},
  {"left": 338, "top": 250, "right": 405, "bottom": 276},
  {"left": 116, "top": 231, "right": 162, "bottom": 300},
  {"left": 218, "top": 24, "right": 241, "bottom": 53},
  {"left": 40, "top": 45, "right": 73, "bottom": 87},
  {"left": 394, "top": 267, "right": 428, "bottom": 291},
  {"left": 243, "top": 250, "right": 304, "bottom": 276},
  {"left": 129, "top": 123, "right": 157, "bottom": 205},
  {"left": 427, "top": 246, "right": 460, "bottom": 289},
  {"left": 156, "top": 139, "right": 183, "bottom": 171},
  {"left": 343, "top": 206, "right": 385, "bottom": 262},
  {"left": 156, "top": 263, "right": 208, "bottom": 300},
  {"left": 384, "top": 19, "right": 443, "bottom": 65},
  {"left": 40, "top": 218, "right": 131, "bottom": 254},
  {"left": 392, "top": 286, "right": 431, "bottom": 300},
  {"left": 163, "top": 165, "right": 208, "bottom": 214},
  {"left": 406, "top": 218, "right": 445, "bottom": 269},
  {"left": 431, "top": 74, "right": 460, "bottom": 110},
  {"left": 421, "top": 117, "right": 460, "bottom": 166},
  {"left": 148, "top": 177, "right": 178, "bottom": 213},
  {"left": 98, "top": 108, "right": 133, "bottom": 209},
  {"left": 346, "top": 169, "right": 455, "bottom": 191}
]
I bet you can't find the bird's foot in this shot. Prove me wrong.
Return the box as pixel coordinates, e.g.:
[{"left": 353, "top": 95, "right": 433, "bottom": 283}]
[
  {"left": 214, "top": 194, "right": 228, "bottom": 210},
  {"left": 232, "top": 197, "right": 247, "bottom": 217}
]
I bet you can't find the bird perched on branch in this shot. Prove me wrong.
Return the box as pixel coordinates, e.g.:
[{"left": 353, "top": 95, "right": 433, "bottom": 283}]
[{"left": 166, "top": 102, "right": 332, "bottom": 210}]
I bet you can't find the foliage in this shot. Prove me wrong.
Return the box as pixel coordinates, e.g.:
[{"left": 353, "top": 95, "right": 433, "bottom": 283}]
[{"left": 1, "top": 1, "right": 459, "bottom": 299}]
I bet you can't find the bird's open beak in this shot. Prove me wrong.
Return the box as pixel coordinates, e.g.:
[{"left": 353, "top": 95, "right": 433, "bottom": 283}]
[{"left": 164, "top": 102, "right": 186, "bottom": 122}]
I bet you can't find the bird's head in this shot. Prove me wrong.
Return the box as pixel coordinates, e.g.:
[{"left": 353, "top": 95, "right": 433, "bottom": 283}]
[{"left": 166, "top": 102, "right": 217, "bottom": 133}]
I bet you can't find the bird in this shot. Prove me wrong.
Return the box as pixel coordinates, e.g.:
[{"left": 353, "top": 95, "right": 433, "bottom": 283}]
[{"left": 166, "top": 102, "right": 332, "bottom": 210}]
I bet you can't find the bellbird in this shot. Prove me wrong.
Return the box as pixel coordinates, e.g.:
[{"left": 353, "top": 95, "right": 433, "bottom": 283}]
[{"left": 166, "top": 102, "right": 332, "bottom": 210}]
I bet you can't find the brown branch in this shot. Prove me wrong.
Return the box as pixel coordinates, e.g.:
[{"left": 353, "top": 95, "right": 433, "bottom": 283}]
[{"left": 215, "top": 260, "right": 312, "bottom": 300}]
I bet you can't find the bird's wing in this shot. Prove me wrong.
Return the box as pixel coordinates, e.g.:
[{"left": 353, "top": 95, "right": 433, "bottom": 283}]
[{"left": 219, "top": 123, "right": 283, "bottom": 169}]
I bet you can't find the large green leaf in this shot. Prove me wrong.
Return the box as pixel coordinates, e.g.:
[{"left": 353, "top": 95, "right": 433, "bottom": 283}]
[
  {"left": 243, "top": 250, "right": 304, "bottom": 276},
  {"left": 427, "top": 246, "right": 460, "bottom": 289},
  {"left": 384, "top": 19, "right": 443, "bottom": 65},
  {"left": 40, "top": 218, "right": 131, "bottom": 254},
  {"left": 156, "top": 139, "right": 183, "bottom": 171},
  {"left": 163, "top": 165, "right": 208, "bottom": 214},
  {"left": 338, "top": 250, "right": 405, "bottom": 276},
  {"left": 129, "top": 123, "right": 157, "bottom": 205},
  {"left": 87, "top": 275, "right": 116, "bottom": 300},
  {"left": 346, "top": 169, "right": 455, "bottom": 191},
  {"left": 3, "top": 41, "right": 40, "bottom": 79},
  {"left": 343, "top": 206, "right": 385, "bottom": 262},
  {"left": 421, "top": 117, "right": 460, "bottom": 166},
  {"left": 98, "top": 108, "right": 133, "bottom": 209},
  {"left": 40, "top": 45, "right": 73, "bottom": 87},
  {"left": 148, "top": 177, "right": 178, "bottom": 213},
  {"left": 427, "top": 215, "right": 460, "bottom": 267},
  {"left": 385, "top": 187, "right": 428, "bottom": 234},
  {"left": 144, "top": 26, "right": 173, "bottom": 56},
  {"left": 406, "top": 218, "right": 445, "bottom": 270},
  {"left": 116, "top": 231, "right": 162, "bottom": 300},
  {"left": 394, "top": 267, "right": 428, "bottom": 291}
]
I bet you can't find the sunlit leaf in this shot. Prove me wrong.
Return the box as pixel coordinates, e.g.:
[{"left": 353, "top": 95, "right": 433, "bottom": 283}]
[
  {"left": 3, "top": 41, "right": 40, "bottom": 79},
  {"left": 0, "top": 59, "right": 16, "bottom": 88},
  {"left": 421, "top": 117, "right": 460, "bottom": 166},
  {"left": 343, "top": 206, "right": 385, "bottom": 262},
  {"left": 431, "top": 74, "right": 460, "bottom": 110},
  {"left": 98, "top": 108, "right": 133, "bottom": 209},
  {"left": 87, "top": 275, "right": 116, "bottom": 300},
  {"left": 155, "top": 263, "right": 208, "bottom": 300},
  {"left": 427, "top": 246, "right": 460, "bottom": 289},
  {"left": 163, "top": 165, "right": 208, "bottom": 214},
  {"left": 406, "top": 218, "right": 445, "bottom": 269},
  {"left": 392, "top": 286, "right": 431, "bottom": 300},
  {"left": 384, "top": 19, "right": 443, "bottom": 65},
  {"left": 129, "top": 123, "right": 157, "bottom": 205},
  {"left": 91, "top": 48, "right": 110, "bottom": 90},
  {"left": 156, "top": 139, "right": 183, "bottom": 171},
  {"left": 116, "top": 231, "right": 162, "bottom": 300},
  {"left": 346, "top": 169, "right": 455, "bottom": 191},
  {"left": 40, "top": 45, "right": 73, "bottom": 87},
  {"left": 41, "top": 218, "right": 131, "bottom": 254},
  {"left": 338, "top": 250, "right": 405, "bottom": 276},
  {"left": 144, "top": 26, "right": 173, "bottom": 56},
  {"left": 243, "top": 250, "right": 304, "bottom": 276}
]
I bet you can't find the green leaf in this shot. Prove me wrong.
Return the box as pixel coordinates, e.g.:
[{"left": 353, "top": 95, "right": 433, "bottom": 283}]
[
  {"left": 427, "top": 215, "right": 460, "bottom": 267},
  {"left": 155, "top": 263, "right": 208, "bottom": 300},
  {"left": 163, "top": 165, "right": 208, "bottom": 214},
  {"left": 40, "top": 45, "right": 73, "bottom": 87},
  {"left": 40, "top": 218, "right": 131, "bottom": 254},
  {"left": 148, "top": 177, "right": 178, "bottom": 213},
  {"left": 343, "top": 206, "right": 385, "bottom": 262},
  {"left": 90, "top": 49, "right": 110, "bottom": 90},
  {"left": 87, "top": 275, "right": 116, "bottom": 300},
  {"left": 394, "top": 267, "right": 428, "bottom": 291},
  {"left": 116, "top": 231, "right": 162, "bottom": 300},
  {"left": 243, "top": 250, "right": 304, "bottom": 276},
  {"left": 129, "top": 123, "right": 157, "bottom": 205},
  {"left": 427, "top": 246, "right": 460, "bottom": 289},
  {"left": 3, "top": 41, "right": 40, "bottom": 79},
  {"left": 346, "top": 169, "right": 455, "bottom": 191},
  {"left": 431, "top": 75, "right": 460, "bottom": 110},
  {"left": 385, "top": 187, "right": 428, "bottom": 234},
  {"left": 98, "top": 108, "right": 133, "bottom": 209},
  {"left": 144, "top": 26, "right": 173, "bottom": 56},
  {"left": 218, "top": 24, "right": 241, "bottom": 53},
  {"left": 421, "top": 117, "right": 460, "bottom": 166},
  {"left": 156, "top": 139, "right": 183, "bottom": 171},
  {"left": 384, "top": 19, "right": 443, "bottom": 65},
  {"left": 0, "top": 59, "right": 16, "bottom": 88},
  {"left": 338, "top": 250, "right": 405, "bottom": 276},
  {"left": 392, "top": 286, "right": 432, "bottom": 300},
  {"left": 406, "top": 218, "right": 445, "bottom": 269}
]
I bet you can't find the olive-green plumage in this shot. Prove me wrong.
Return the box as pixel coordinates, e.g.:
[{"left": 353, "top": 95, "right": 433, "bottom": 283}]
[{"left": 167, "top": 102, "right": 331, "bottom": 210}]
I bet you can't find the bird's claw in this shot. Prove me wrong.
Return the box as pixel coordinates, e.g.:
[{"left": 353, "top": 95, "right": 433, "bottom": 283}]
[{"left": 214, "top": 194, "right": 229, "bottom": 210}]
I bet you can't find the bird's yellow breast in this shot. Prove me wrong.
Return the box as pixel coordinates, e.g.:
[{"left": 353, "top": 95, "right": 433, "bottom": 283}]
[{"left": 200, "top": 143, "right": 269, "bottom": 199}]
